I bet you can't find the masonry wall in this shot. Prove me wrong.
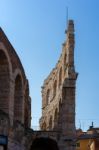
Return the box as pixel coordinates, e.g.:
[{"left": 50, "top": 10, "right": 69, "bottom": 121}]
[
  {"left": 0, "top": 28, "right": 32, "bottom": 150},
  {"left": 0, "top": 20, "right": 77, "bottom": 150},
  {"left": 40, "top": 20, "right": 77, "bottom": 150}
]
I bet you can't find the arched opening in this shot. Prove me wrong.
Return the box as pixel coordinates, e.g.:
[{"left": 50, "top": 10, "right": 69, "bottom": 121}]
[
  {"left": 14, "top": 75, "right": 23, "bottom": 122},
  {"left": 53, "top": 80, "right": 57, "bottom": 97},
  {"left": 64, "top": 53, "right": 67, "bottom": 65},
  {"left": 49, "top": 116, "right": 53, "bottom": 130},
  {"left": 46, "top": 89, "right": 51, "bottom": 105},
  {"left": 64, "top": 53, "right": 67, "bottom": 76},
  {"left": 59, "top": 67, "right": 62, "bottom": 87},
  {"left": 24, "top": 83, "right": 29, "bottom": 128},
  {"left": 58, "top": 100, "right": 62, "bottom": 130},
  {"left": 30, "top": 137, "right": 59, "bottom": 150},
  {"left": 24, "top": 101, "right": 29, "bottom": 128},
  {"left": 54, "top": 108, "right": 58, "bottom": 129},
  {"left": 0, "top": 50, "right": 10, "bottom": 113}
]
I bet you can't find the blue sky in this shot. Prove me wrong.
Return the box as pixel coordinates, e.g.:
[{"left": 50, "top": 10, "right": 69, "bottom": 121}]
[{"left": 0, "top": 0, "right": 99, "bottom": 131}]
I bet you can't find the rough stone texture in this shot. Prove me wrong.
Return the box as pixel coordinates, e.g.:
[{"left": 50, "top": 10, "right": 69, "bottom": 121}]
[
  {"left": 40, "top": 20, "right": 78, "bottom": 150},
  {"left": 0, "top": 20, "right": 77, "bottom": 150},
  {"left": 0, "top": 28, "right": 32, "bottom": 150}
]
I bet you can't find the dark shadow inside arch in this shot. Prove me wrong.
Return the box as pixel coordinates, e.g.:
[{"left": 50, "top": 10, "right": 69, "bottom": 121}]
[
  {"left": 30, "top": 137, "right": 59, "bottom": 150},
  {"left": 14, "top": 74, "right": 23, "bottom": 122},
  {"left": 0, "top": 50, "right": 10, "bottom": 113}
]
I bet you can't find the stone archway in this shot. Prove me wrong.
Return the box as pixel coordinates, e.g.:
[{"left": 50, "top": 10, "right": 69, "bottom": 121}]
[
  {"left": 46, "top": 89, "right": 51, "bottom": 105},
  {"left": 24, "top": 82, "right": 29, "bottom": 128},
  {"left": 53, "top": 80, "right": 57, "bottom": 97},
  {"left": 49, "top": 116, "right": 53, "bottom": 130},
  {"left": 14, "top": 74, "right": 23, "bottom": 122},
  {"left": 30, "top": 137, "right": 59, "bottom": 150},
  {"left": 54, "top": 108, "right": 58, "bottom": 130},
  {"left": 0, "top": 50, "right": 10, "bottom": 114},
  {"left": 59, "top": 67, "right": 62, "bottom": 87}
]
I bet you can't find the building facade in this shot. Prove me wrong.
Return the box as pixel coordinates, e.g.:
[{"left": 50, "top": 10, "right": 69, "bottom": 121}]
[
  {"left": 0, "top": 19, "right": 77, "bottom": 150},
  {"left": 0, "top": 28, "right": 32, "bottom": 150},
  {"left": 76, "top": 126, "right": 99, "bottom": 150},
  {"left": 39, "top": 20, "right": 78, "bottom": 150}
]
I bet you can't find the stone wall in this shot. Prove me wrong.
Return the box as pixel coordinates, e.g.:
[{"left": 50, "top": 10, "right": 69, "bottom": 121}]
[
  {"left": 40, "top": 20, "right": 78, "bottom": 150},
  {"left": 0, "top": 20, "right": 78, "bottom": 150},
  {"left": 0, "top": 28, "right": 31, "bottom": 127},
  {"left": 0, "top": 28, "right": 32, "bottom": 150}
]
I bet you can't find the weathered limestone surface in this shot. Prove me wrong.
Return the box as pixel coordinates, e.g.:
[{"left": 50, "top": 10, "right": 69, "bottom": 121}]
[
  {"left": 0, "top": 28, "right": 32, "bottom": 150},
  {"left": 0, "top": 20, "right": 77, "bottom": 150},
  {"left": 40, "top": 20, "right": 78, "bottom": 150}
]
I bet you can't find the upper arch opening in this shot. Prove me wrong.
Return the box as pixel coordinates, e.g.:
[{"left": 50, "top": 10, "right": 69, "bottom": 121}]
[
  {"left": 0, "top": 49, "right": 10, "bottom": 113},
  {"left": 14, "top": 74, "right": 23, "bottom": 123}
]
